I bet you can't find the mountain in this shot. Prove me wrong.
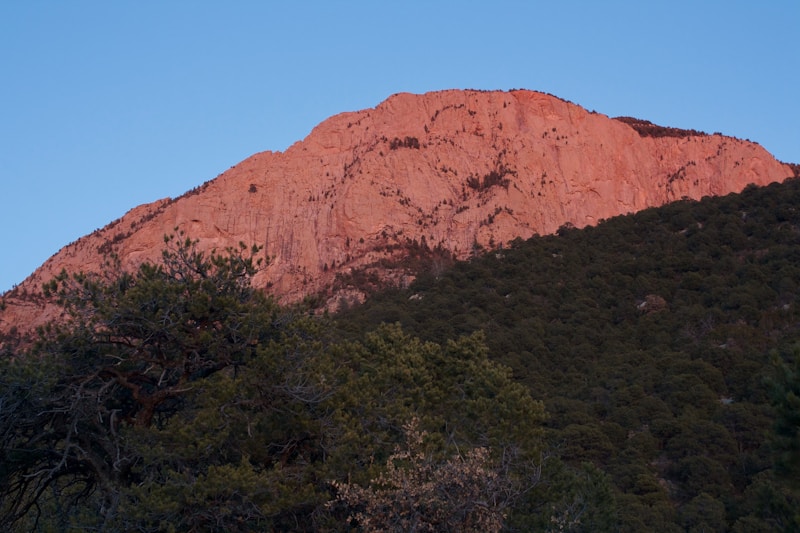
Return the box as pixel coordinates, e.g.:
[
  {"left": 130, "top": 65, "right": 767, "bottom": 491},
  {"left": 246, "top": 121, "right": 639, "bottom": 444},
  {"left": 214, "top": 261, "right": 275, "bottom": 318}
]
[{"left": 0, "top": 89, "right": 795, "bottom": 338}]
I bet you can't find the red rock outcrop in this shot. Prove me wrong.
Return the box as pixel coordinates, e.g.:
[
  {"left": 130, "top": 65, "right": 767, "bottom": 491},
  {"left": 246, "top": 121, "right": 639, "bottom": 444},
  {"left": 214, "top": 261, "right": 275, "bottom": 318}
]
[{"left": 1, "top": 89, "right": 795, "bottom": 338}]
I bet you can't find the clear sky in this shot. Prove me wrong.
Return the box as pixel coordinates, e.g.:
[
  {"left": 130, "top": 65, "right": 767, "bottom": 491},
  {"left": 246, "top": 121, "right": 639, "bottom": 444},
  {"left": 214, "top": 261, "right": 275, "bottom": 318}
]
[{"left": 1, "top": 1, "right": 798, "bottom": 293}]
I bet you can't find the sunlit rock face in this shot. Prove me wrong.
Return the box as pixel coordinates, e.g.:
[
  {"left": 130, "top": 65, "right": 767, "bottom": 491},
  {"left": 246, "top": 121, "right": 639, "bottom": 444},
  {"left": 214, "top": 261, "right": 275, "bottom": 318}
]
[{"left": 1, "top": 89, "right": 794, "bottom": 336}]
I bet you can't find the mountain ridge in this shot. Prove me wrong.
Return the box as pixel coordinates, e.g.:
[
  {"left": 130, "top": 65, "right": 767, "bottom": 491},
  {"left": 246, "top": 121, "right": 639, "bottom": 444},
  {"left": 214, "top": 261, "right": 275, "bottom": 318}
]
[{"left": 1, "top": 89, "right": 796, "bottom": 338}]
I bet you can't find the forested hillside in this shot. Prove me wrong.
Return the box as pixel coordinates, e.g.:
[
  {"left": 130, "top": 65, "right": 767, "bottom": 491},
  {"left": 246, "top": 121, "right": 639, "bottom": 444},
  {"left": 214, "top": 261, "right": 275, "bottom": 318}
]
[
  {"left": 338, "top": 178, "right": 800, "bottom": 530},
  {"left": 3, "top": 179, "right": 800, "bottom": 531}
]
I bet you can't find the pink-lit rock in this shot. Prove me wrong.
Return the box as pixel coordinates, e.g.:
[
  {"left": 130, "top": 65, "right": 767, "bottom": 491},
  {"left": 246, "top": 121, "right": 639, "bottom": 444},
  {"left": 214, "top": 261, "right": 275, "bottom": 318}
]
[{"left": 1, "top": 89, "right": 794, "bottom": 337}]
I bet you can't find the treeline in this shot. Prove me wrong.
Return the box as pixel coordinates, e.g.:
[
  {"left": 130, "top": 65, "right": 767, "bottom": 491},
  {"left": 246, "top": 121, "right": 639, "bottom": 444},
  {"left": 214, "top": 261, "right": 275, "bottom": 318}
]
[{"left": 337, "top": 178, "right": 800, "bottom": 531}]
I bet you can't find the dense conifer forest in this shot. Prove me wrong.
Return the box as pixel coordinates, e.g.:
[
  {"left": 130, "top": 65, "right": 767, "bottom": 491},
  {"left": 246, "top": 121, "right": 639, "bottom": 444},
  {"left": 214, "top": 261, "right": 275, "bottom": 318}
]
[
  {"left": 2, "top": 178, "right": 800, "bottom": 531},
  {"left": 338, "top": 178, "right": 800, "bottom": 531}
]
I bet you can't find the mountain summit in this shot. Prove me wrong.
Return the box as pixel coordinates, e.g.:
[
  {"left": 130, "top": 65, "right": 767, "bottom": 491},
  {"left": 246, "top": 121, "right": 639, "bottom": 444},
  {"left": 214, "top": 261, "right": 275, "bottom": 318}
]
[{"left": 1, "top": 89, "right": 795, "bottom": 336}]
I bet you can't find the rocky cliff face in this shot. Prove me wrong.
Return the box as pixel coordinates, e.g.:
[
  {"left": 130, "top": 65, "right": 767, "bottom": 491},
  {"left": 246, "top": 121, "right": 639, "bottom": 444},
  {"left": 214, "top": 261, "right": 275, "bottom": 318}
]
[{"left": 1, "top": 89, "right": 795, "bottom": 337}]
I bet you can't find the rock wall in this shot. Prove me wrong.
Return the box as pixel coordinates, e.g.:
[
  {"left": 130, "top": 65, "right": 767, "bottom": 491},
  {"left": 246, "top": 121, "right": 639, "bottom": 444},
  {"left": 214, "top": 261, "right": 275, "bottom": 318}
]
[{"left": 1, "top": 89, "right": 795, "bottom": 336}]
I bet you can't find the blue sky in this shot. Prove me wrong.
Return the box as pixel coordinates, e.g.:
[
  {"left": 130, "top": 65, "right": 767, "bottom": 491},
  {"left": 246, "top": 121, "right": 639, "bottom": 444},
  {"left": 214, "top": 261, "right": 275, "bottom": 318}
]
[{"left": 1, "top": 1, "right": 798, "bottom": 292}]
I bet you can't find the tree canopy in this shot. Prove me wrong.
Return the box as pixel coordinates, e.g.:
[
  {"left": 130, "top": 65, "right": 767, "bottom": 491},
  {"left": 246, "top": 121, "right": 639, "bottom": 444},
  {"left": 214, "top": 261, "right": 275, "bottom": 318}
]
[
  {"left": 338, "top": 178, "right": 800, "bottom": 530},
  {"left": 1, "top": 234, "right": 548, "bottom": 531},
  {"left": 6, "top": 177, "right": 800, "bottom": 530}
]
